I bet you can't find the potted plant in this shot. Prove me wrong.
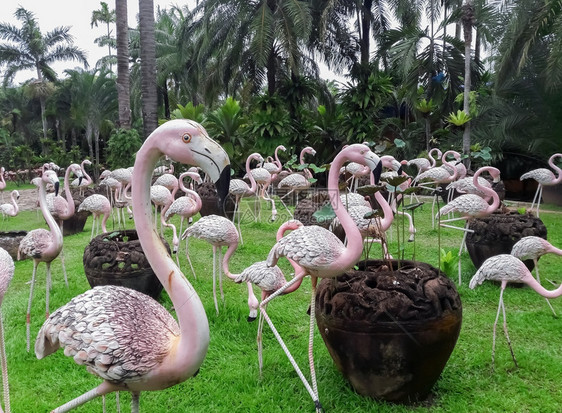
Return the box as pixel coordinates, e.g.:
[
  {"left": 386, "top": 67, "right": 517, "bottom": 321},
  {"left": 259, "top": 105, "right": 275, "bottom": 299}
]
[{"left": 314, "top": 179, "right": 462, "bottom": 403}]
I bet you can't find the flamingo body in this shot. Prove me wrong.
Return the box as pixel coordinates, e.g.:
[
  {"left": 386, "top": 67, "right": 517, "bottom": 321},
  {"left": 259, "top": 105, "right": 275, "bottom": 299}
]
[{"left": 0, "top": 190, "right": 19, "bottom": 217}]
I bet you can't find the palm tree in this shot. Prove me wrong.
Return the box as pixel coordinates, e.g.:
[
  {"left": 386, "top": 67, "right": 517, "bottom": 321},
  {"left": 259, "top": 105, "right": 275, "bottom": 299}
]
[
  {"left": 138, "top": 0, "right": 159, "bottom": 137},
  {"left": 91, "top": 1, "right": 117, "bottom": 70},
  {"left": 65, "top": 68, "right": 117, "bottom": 179},
  {"left": 461, "top": 1, "right": 475, "bottom": 167},
  {"left": 0, "top": 6, "right": 87, "bottom": 140},
  {"left": 115, "top": 0, "right": 132, "bottom": 129},
  {"left": 189, "top": 0, "right": 314, "bottom": 97}
]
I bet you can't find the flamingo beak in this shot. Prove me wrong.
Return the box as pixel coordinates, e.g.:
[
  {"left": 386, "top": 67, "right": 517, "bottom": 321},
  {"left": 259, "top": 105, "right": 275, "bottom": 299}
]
[
  {"left": 215, "top": 164, "right": 231, "bottom": 215},
  {"left": 372, "top": 162, "right": 383, "bottom": 185},
  {"left": 54, "top": 181, "right": 60, "bottom": 197}
]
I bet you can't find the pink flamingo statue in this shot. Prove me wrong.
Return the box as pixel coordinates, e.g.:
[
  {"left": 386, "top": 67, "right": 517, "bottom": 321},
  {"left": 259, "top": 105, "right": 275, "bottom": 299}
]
[
  {"left": 164, "top": 171, "right": 202, "bottom": 273},
  {"left": 18, "top": 170, "right": 62, "bottom": 352},
  {"left": 150, "top": 184, "right": 173, "bottom": 235},
  {"left": 229, "top": 153, "right": 264, "bottom": 243},
  {"left": 261, "top": 144, "right": 381, "bottom": 412},
  {"left": 34, "top": 119, "right": 230, "bottom": 412},
  {"left": 469, "top": 254, "right": 562, "bottom": 369},
  {"left": 71, "top": 159, "right": 93, "bottom": 195},
  {"left": 224, "top": 220, "right": 304, "bottom": 372},
  {"left": 0, "top": 247, "right": 14, "bottom": 413},
  {"left": 0, "top": 168, "right": 5, "bottom": 203},
  {"left": 249, "top": 162, "right": 277, "bottom": 222},
  {"left": 181, "top": 214, "right": 239, "bottom": 316},
  {"left": 78, "top": 194, "right": 112, "bottom": 240},
  {"left": 413, "top": 150, "right": 460, "bottom": 228},
  {"left": 520, "top": 153, "right": 562, "bottom": 217},
  {"left": 46, "top": 163, "right": 83, "bottom": 286},
  {"left": 404, "top": 147, "right": 442, "bottom": 178},
  {"left": 262, "top": 145, "right": 287, "bottom": 183},
  {"left": 511, "top": 236, "right": 562, "bottom": 316},
  {"left": 277, "top": 146, "right": 316, "bottom": 216},
  {"left": 0, "top": 190, "right": 19, "bottom": 221},
  {"left": 340, "top": 162, "right": 370, "bottom": 192},
  {"left": 436, "top": 166, "right": 501, "bottom": 284}
]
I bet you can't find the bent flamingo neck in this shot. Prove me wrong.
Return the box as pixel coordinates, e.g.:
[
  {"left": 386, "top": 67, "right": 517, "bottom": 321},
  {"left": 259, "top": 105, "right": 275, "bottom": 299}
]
[{"left": 548, "top": 153, "right": 562, "bottom": 185}]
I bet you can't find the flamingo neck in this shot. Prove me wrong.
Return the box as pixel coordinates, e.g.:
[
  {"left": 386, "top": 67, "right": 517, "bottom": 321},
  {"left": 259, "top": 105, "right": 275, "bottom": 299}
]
[
  {"left": 221, "top": 242, "right": 240, "bottom": 281},
  {"left": 81, "top": 161, "right": 92, "bottom": 186},
  {"left": 328, "top": 152, "right": 364, "bottom": 270},
  {"left": 274, "top": 146, "right": 283, "bottom": 173},
  {"left": 60, "top": 166, "right": 75, "bottom": 219},
  {"left": 185, "top": 188, "right": 202, "bottom": 212},
  {"left": 132, "top": 144, "right": 208, "bottom": 374},
  {"left": 474, "top": 167, "right": 500, "bottom": 214},
  {"left": 428, "top": 148, "right": 441, "bottom": 167},
  {"left": 39, "top": 178, "right": 63, "bottom": 254},
  {"left": 522, "top": 272, "right": 562, "bottom": 298},
  {"left": 11, "top": 192, "right": 19, "bottom": 214},
  {"left": 0, "top": 169, "right": 5, "bottom": 187},
  {"left": 369, "top": 174, "right": 394, "bottom": 232},
  {"left": 549, "top": 154, "right": 562, "bottom": 184},
  {"left": 245, "top": 155, "right": 258, "bottom": 194},
  {"left": 441, "top": 152, "right": 459, "bottom": 182}
]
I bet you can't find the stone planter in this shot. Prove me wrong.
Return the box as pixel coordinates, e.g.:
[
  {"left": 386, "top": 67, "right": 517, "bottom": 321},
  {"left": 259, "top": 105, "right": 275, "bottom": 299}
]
[
  {"left": 466, "top": 211, "right": 547, "bottom": 270},
  {"left": 83, "top": 230, "right": 166, "bottom": 299},
  {"left": 196, "top": 182, "right": 235, "bottom": 220},
  {"left": 0, "top": 231, "right": 27, "bottom": 260},
  {"left": 315, "top": 260, "right": 462, "bottom": 403}
]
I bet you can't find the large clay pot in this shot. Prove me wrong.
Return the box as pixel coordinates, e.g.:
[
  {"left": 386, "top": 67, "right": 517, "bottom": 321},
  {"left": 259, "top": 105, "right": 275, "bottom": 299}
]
[
  {"left": 83, "top": 230, "right": 166, "bottom": 298},
  {"left": 197, "top": 182, "right": 235, "bottom": 220},
  {"left": 315, "top": 260, "right": 462, "bottom": 403},
  {"left": 0, "top": 231, "right": 27, "bottom": 260},
  {"left": 466, "top": 211, "right": 547, "bottom": 269}
]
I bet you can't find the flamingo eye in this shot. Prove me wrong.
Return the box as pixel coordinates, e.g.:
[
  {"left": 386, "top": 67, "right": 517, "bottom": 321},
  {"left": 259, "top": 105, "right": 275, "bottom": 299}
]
[{"left": 182, "top": 132, "right": 192, "bottom": 143}]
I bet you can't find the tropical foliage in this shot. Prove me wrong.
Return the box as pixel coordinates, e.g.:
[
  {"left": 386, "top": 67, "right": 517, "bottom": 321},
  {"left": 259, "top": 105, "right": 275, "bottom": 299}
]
[{"left": 0, "top": 0, "right": 561, "bottom": 173}]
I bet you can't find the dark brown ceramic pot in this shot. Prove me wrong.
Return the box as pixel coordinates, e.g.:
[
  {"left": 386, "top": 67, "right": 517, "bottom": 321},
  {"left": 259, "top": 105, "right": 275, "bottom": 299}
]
[
  {"left": 83, "top": 230, "right": 166, "bottom": 298},
  {"left": 466, "top": 211, "right": 547, "bottom": 270},
  {"left": 315, "top": 259, "right": 462, "bottom": 403},
  {"left": 0, "top": 231, "right": 27, "bottom": 260}
]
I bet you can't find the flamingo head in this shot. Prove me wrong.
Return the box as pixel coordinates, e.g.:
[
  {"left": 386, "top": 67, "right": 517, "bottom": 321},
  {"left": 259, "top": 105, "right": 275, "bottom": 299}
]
[
  {"left": 43, "top": 170, "right": 60, "bottom": 196},
  {"left": 488, "top": 167, "right": 501, "bottom": 183},
  {"left": 152, "top": 120, "right": 231, "bottom": 214},
  {"left": 340, "top": 144, "right": 382, "bottom": 184}
]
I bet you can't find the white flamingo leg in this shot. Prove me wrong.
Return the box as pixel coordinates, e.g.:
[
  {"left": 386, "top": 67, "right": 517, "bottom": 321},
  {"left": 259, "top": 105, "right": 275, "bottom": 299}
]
[
  {"left": 26, "top": 262, "right": 38, "bottom": 352},
  {"left": 131, "top": 392, "right": 140, "bottom": 413},
  {"left": 458, "top": 227, "right": 469, "bottom": 285},
  {"left": 308, "top": 278, "right": 319, "bottom": 401},
  {"left": 277, "top": 196, "right": 292, "bottom": 218},
  {"left": 45, "top": 262, "right": 52, "bottom": 319},
  {"left": 259, "top": 306, "right": 322, "bottom": 411},
  {"left": 501, "top": 293, "right": 518, "bottom": 368},
  {"left": 212, "top": 246, "right": 219, "bottom": 316},
  {"left": 59, "top": 222, "right": 68, "bottom": 288},
  {"left": 431, "top": 194, "right": 437, "bottom": 229},
  {"left": 529, "top": 185, "right": 540, "bottom": 213},
  {"left": 90, "top": 216, "right": 96, "bottom": 240},
  {"left": 0, "top": 312, "right": 11, "bottom": 413},
  {"left": 116, "top": 391, "right": 121, "bottom": 413},
  {"left": 257, "top": 302, "right": 266, "bottom": 375},
  {"left": 491, "top": 283, "right": 506, "bottom": 370},
  {"left": 51, "top": 381, "right": 117, "bottom": 413},
  {"left": 536, "top": 185, "right": 543, "bottom": 217},
  {"left": 218, "top": 248, "right": 225, "bottom": 303}
]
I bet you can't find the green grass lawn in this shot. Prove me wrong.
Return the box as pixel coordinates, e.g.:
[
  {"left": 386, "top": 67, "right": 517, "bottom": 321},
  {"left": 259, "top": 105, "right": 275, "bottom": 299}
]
[{"left": 2, "top": 195, "right": 562, "bottom": 412}]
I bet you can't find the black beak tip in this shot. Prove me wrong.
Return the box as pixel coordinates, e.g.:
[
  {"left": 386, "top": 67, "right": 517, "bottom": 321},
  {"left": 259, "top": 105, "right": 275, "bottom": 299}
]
[
  {"left": 216, "top": 165, "right": 231, "bottom": 216},
  {"left": 372, "top": 162, "right": 383, "bottom": 185},
  {"left": 54, "top": 181, "right": 60, "bottom": 197}
]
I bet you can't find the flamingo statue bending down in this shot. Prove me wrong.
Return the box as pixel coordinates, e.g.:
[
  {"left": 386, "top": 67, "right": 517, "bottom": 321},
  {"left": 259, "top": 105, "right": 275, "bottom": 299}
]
[
  {"left": 224, "top": 220, "right": 304, "bottom": 372},
  {"left": 520, "top": 153, "right": 562, "bottom": 217},
  {"left": 469, "top": 254, "right": 562, "bottom": 369},
  {"left": 262, "top": 145, "right": 286, "bottom": 183},
  {"left": 229, "top": 153, "right": 264, "bottom": 243},
  {"left": 34, "top": 119, "right": 231, "bottom": 413},
  {"left": 0, "top": 190, "right": 19, "bottom": 220},
  {"left": 261, "top": 144, "right": 382, "bottom": 412},
  {"left": 511, "top": 236, "right": 562, "bottom": 316},
  {"left": 0, "top": 247, "right": 14, "bottom": 413},
  {"left": 18, "top": 170, "right": 62, "bottom": 352},
  {"left": 436, "top": 166, "right": 501, "bottom": 284},
  {"left": 78, "top": 194, "right": 112, "bottom": 240},
  {"left": 181, "top": 214, "right": 243, "bottom": 316}
]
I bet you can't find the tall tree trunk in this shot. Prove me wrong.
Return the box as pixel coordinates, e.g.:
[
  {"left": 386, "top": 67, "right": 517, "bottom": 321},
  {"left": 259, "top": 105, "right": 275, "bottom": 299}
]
[
  {"left": 35, "top": 67, "right": 48, "bottom": 143},
  {"left": 360, "top": 0, "right": 373, "bottom": 67},
  {"left": 462, "top": 1, "right": 474, "bottom": 169},
  {"left": 94, "top": 125, "right": 101, "bottom": 181},
  {"left": 139, "top": 0, "right": 158, "bottom": 138},
  {"left": 116, "top": 0, "right": 131, "bottom": 130}
]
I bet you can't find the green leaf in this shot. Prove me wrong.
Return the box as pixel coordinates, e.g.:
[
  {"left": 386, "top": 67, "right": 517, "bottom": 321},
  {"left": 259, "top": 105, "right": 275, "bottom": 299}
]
[
  {"left": 313, "top": 203, "right": 336, "bottom": 222},
  {"left": 402, "top": 202, "right": 424, "bottom": 211},
  {"left": 356, "top": 184, "right": 385, "bottom": 196}
]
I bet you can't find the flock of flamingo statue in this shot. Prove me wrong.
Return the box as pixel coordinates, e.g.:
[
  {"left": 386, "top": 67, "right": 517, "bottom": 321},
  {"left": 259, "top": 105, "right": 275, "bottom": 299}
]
[{"left": 1, "top": 125, "right": 562, "bottom": 411}]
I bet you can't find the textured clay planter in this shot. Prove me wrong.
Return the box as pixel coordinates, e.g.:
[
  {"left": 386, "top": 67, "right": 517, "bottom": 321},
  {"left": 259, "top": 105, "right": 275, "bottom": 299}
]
[
  {"left": 315, "top": 260, "right": 462, "bottom": 403},
  {"left": 83, "top": 230, "right": 167, "bottom": 298},
  {"left": 0, "top": 231, "right": 27, "bottom": 260},
  {"left": 466, "top": 211, "right": 547, "bottom": 270},
  {"left": 197, "top": 182, "right": 235, "bottom": 220}
]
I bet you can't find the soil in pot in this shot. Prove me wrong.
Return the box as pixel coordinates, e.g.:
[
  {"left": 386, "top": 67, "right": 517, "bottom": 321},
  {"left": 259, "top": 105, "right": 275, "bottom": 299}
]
[
  {"left": 315, "top": 259, "right": 462, "bottom": 404},
  {"left": 83, "top": 229, "right": 168, "bottom": 299},
  {"left": 466, "top": 210, "right": 547, "bottom": 270}
]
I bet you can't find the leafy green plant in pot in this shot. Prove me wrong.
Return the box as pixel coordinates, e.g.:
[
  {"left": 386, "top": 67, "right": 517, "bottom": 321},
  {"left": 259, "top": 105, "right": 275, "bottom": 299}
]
[{"left": 314, "top": 179, "right": 462, "bottom": 404}]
